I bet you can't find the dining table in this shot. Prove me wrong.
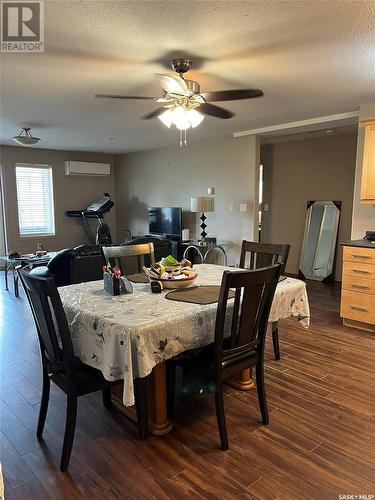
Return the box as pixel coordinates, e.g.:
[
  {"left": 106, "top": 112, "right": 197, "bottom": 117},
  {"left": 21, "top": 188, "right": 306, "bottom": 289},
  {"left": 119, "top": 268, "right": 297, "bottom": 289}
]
[{"left": 59, "top": 263, "right": 310, "bottom": 435}]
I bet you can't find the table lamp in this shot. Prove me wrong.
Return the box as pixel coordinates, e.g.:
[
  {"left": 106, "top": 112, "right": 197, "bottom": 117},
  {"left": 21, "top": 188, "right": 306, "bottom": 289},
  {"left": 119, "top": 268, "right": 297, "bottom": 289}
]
[{"left": 191, "top": 196, "right": 214, "bottom": 241}]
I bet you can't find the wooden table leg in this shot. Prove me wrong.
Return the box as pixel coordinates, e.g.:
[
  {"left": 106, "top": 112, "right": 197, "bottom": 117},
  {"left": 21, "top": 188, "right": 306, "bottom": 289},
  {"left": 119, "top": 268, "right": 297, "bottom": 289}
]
[
  {"left": 149, "top": 362, "right": 173, "bottom": 435},
  {"left": 225, "top": 368, "right": 255, "bottom": 391},
  {"left": 111, "top": 363, "right": 173, "bottom": 436}
]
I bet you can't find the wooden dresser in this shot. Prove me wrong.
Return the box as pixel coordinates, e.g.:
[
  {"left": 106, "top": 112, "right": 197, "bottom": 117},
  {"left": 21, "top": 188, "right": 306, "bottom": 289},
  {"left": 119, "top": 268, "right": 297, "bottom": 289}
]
[{"left": 341, "top": 242, "right": 375, "bottom": 332}]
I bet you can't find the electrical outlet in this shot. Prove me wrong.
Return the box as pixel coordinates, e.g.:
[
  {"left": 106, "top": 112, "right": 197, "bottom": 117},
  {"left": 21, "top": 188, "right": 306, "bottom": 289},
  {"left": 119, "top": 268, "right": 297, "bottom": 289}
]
[
  {"left": 208, "top": 187, "right": 215, "bottom": 195},
  {"left": 264, "top": 203, "right": 269, "bottom": 212},
  {"left": 240, "top": 203, "right": 248, "bottom": 212}
]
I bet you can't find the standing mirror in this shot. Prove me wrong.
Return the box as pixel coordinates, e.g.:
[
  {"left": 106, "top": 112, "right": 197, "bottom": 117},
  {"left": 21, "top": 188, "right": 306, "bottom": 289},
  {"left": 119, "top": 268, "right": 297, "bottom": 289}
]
[{"left": 299, "top": 200, "right": 341, "bottom": 281}]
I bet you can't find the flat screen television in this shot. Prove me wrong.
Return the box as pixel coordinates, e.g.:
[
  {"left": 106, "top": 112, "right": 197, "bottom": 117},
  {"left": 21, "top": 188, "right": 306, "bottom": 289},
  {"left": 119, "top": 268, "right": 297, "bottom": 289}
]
[{"left": 148, "top": 207, "right": 182, "bottom": 239}]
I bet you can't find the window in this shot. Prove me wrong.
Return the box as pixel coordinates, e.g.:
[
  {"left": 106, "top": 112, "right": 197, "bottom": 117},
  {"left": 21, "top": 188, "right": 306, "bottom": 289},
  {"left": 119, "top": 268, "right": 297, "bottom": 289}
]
[{"left": 15, "top": 164, "right": 55, "bottom": 237}]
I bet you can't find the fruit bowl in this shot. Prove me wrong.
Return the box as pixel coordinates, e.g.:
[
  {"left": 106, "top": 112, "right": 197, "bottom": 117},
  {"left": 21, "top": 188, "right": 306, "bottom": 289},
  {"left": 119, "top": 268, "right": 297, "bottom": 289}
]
[
  {"left": 151, "top": 272, "right": 198, "bottom": 289},
  {"left": 163, "top": 264, "right": 181, "bottom": 273}
]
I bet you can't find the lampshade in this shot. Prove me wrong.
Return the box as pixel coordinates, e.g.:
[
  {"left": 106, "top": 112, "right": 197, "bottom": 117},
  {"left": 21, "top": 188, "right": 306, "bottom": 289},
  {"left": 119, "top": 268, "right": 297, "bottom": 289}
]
[
  {"left": 191, "top": 196, "right": 214, "bottom": 213},
  {"left": 158, "top": 106, "right": 205, "bottom": 131}
]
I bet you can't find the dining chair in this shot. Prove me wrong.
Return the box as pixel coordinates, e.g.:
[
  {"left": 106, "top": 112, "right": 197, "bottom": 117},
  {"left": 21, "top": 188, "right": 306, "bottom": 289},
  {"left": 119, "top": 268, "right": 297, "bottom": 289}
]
[
  {"left": 102, "top": 243, "right": 155, "bottom": 275},
  {"left": 18, "top": 267, "right": 149, "bottom": 471},
  {"left": 240, "top": 241, "right": 290, "bottom": 360},
  {"left": 167, "top": 264, "right": 281, "bottom": 451}
]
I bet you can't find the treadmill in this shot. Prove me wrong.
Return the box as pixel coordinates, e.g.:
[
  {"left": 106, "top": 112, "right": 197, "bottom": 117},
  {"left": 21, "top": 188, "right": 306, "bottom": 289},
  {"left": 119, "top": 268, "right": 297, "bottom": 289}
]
[{"left": 66, "top": 193, "right": 114, "bottom": 245}]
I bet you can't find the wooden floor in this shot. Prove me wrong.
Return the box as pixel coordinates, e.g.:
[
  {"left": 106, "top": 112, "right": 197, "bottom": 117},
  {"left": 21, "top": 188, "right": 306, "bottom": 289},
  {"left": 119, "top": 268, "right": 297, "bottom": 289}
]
[{"left": 1, "top": 276, "right": 375, "bottom": 499}]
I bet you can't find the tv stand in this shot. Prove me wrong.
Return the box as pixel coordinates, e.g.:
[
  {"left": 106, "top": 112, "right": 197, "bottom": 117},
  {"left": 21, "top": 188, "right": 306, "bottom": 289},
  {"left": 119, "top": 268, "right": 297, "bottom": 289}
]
[{"left": 130, "top": 234, "right": 179, "bottom": 260}]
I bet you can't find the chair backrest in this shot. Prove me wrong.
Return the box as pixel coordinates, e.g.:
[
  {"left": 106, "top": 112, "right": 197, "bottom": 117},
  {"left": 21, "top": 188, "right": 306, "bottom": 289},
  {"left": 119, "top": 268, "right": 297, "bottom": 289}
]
[
  {"left": 214, "top": 264, "right": 281, "bottom": 367},
  {"left": 18, "top": 267, "right": 75, "bottom": 374},
  {"left": 102, "top": 243, "right": 155, "bottom": 274},
  {"left": 240, "top": 241, "right": 290, "bottom": 274}
]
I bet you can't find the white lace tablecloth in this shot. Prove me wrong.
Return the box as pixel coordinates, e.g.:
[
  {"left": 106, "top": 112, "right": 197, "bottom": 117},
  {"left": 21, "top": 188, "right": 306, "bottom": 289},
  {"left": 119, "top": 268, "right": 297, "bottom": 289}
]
[{"left": 59, "top": 264, "right": 310, "bottom": 406}]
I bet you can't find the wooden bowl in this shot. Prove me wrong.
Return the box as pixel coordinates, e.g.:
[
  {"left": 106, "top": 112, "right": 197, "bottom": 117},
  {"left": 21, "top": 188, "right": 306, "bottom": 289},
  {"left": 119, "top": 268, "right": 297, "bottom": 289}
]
[{"left": 152, "top": 272, "right": 198, "bottom": 289}]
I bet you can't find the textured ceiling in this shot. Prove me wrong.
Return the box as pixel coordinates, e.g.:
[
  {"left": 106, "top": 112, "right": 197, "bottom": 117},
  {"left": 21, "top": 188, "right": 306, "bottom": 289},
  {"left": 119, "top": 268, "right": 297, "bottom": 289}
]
[{"left": 1, "top": 0, "right": 375, "bottom": 153}]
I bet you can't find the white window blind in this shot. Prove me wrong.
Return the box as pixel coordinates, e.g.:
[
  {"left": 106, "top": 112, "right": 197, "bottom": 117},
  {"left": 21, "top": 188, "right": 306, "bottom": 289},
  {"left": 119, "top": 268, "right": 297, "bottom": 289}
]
[{"left": 16, "top": 164, "right": 55, "bottom": 237}]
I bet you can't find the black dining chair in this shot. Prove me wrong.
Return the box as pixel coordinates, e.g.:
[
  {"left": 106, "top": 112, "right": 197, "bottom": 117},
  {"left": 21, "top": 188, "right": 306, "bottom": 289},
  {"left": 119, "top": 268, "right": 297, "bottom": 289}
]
[
  {"left": 239, "top": 241, "right": 290, "bottom": 360},
  {"left": 102, "top": 243, "right": 155, "bottom": 276},
  {"left": 18, "top": 267, "right": 149, "bottom": 471},
  {"left": 167, "top": 264, "right": 281, "bottom": 451}
]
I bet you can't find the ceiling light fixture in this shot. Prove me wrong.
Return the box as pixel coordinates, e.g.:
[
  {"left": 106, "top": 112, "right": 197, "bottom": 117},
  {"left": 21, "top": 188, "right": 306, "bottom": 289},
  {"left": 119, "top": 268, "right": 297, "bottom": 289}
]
[
  {"left": 12, "top": 127, "right": 41, "bottom": 146},
  {"left": 95, "top": 57, "right": 263, "bottom": 148},
  {"left": 158, "top": 105, "right": 204, "bottom": 146}
]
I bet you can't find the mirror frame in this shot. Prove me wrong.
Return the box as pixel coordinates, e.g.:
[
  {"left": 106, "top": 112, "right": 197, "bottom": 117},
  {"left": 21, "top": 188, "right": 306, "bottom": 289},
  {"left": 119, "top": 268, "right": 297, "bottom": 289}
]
[{"left": 298, "top": 200, "right": 341, "bottom": 282}]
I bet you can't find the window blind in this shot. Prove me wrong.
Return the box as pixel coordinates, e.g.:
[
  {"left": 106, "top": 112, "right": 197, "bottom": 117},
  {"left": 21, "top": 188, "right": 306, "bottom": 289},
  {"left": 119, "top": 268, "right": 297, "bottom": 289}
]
[{"left": 16, "top": 164, "right": 55, "bottom": 237}]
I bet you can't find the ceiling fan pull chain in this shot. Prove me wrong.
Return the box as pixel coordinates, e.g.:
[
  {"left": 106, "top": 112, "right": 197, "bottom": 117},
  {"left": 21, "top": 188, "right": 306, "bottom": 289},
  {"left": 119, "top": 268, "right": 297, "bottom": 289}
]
[
  {"left": 184, "top": 130, "right": 187, "bottom": 146},
  {"left": 179, "top": 130, "right": 183, "bottom": 147}
]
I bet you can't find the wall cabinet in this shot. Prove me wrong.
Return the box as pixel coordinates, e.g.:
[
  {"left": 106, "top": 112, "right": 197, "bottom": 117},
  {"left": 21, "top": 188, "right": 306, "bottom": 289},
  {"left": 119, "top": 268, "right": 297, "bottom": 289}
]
[{"left": 360, "top": 118, "right": 375, "bottom": 204}]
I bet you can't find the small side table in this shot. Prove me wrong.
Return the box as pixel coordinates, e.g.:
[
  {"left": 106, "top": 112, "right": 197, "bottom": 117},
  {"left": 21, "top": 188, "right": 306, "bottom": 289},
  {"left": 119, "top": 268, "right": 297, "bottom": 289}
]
[
  {"left": 0, "top": 253, "right": 56, "bottom": 297},
  {"left": 182, "top": 242, "right": 228, "bottom": 266}
]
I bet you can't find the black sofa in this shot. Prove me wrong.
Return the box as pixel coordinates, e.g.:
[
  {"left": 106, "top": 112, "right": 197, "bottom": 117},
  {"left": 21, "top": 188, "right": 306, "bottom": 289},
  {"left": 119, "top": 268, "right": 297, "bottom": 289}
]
[
  {"left": 31, "top": 245, "right": 104, "bottom": 287},
  {"left": 31, "top": 239, "right": 174, "bottom": 287}
]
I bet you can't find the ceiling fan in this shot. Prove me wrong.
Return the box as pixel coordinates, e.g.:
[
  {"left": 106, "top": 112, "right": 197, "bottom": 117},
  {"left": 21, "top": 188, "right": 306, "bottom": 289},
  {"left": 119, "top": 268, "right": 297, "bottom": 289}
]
[{"left": 95, "top": 58, "right": 263, "bottom": 146}]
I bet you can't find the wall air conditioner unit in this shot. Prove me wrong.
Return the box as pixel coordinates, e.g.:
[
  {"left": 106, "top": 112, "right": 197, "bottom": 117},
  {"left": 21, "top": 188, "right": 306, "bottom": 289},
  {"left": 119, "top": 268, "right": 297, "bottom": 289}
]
[{"left": 65, "top": 161, "right": 111, "bottom": 177}]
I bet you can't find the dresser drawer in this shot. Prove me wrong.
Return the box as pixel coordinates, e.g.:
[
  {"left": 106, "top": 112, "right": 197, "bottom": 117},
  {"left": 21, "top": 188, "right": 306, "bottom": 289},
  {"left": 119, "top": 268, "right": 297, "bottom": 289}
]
[
  {"left": 340, "top": 290, "right": 375, "bottom": 324},
  {"left": 343, "top": 246, "right": 375, "bottom": 264},
  {"left": 342, "top": 275, "right": 375, "bottom": 295},
  {"left": 342, "top": 261, "right": 375, "bottom": 280}
]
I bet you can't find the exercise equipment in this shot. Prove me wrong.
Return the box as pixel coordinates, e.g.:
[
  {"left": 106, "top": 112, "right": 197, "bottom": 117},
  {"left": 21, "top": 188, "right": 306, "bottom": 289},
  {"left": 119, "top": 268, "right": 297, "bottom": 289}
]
[{"left": 65, "top": 193, "right": 114, "bottom": 245}]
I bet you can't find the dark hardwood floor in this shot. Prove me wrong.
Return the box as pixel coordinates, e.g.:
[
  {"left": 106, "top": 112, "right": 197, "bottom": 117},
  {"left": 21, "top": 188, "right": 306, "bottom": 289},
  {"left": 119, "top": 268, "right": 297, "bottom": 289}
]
[{"left": 1, "top": 275, "right": 375, "bottom": 499}]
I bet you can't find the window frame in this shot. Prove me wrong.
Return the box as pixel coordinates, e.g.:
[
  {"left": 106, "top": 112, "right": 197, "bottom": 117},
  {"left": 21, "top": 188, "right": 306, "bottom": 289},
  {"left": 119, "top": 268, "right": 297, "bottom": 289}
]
[{"left": 15, "top": 163, "right": 56, "bottom": 239}]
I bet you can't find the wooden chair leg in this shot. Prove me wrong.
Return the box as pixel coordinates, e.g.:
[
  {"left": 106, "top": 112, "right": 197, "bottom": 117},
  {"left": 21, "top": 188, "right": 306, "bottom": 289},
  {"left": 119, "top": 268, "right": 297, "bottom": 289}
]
[
  {"left": 60, "top": 395, "right": 77, "bottom": 472},
  {"left": 214, "top": 384, "right": 229, "bottom": 451},
  {"left": 134, "top": 377, "right": 149, "bottom": 440},
  {"left": 37, "top": 366, "right": 50, "bottom": 439},
  {"left": 102, "top": 387, "right": 112, "bottom": 409},
  {"left": 255, "top": 364, "right": 269, "bottom": 425},
  {"left": 166, "top": 362, "right": 176, "bottom": 419},
  {"left": 272, "top": 321, "right": 281, "bottom": 360}
]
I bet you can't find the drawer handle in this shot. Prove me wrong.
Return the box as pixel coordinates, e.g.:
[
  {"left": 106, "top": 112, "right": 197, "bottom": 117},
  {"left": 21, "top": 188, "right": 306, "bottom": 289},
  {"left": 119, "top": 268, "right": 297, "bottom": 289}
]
[
  {"left": 349, "top": 305, "right": 368, "bottom": 312},
  {"left": 351, "top": 284, "right": 369, "bottom": 290},
  {"left": 352, "top": 269, "right": 370, "bottom": 274},
  {"left": 351, "top": 254, "right": 371, "bottom": 259}
]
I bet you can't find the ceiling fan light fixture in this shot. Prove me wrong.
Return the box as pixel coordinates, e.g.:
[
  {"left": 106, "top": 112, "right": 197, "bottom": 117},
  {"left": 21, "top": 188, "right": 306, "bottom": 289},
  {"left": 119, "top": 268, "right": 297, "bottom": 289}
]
[
  {"left": 173, "top": 106, "right": 191, "bottom": 130},
  {"left": 186, "top": 109, "right": 204, "bottom": 128},
  {"left": 158, "top": 109, "right": 174, "bottom": 128},
  {"left": 12, "top": 127, "right": 41, "bottom": 146}
]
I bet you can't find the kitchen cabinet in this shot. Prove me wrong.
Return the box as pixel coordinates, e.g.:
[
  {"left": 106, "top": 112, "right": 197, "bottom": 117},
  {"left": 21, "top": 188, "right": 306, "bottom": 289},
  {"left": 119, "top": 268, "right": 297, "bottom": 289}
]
[
  {"left": 340, "top": 242, "right": 375, "bottom": 332},
  {"left": 360, "top": 118, "right": 375, "bottom": 204}
]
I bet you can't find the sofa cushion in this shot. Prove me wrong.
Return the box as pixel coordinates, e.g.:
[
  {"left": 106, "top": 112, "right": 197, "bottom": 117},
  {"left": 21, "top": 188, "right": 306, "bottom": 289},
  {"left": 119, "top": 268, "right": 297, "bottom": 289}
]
[
  {"left": 47, "top": 249, "right": 76, "bottom": 287},
  {"left": 30, "top": 266, "right": 54, "bottom": 279},
  {"left": 74, "top": 244, "right": 102, "bottom": 256},
  {"left": 47, "top": 249, "right": 76, "bottom": 272}
]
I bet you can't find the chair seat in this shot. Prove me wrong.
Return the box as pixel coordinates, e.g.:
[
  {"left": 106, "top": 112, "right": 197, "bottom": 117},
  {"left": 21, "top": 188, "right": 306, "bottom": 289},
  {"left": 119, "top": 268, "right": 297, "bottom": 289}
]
[
  {"left": 171, "top": 344, "right": 260, "bottom": 381},
  {"left": 51, "top": 358, "right": 115, "bottom": 396}
]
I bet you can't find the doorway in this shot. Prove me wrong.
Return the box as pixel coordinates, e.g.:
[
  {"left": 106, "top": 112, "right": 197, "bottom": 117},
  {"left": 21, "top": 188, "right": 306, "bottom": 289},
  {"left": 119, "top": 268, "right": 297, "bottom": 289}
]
[{"left": 0, "top": 169, "right": 7, "bottom": 260}]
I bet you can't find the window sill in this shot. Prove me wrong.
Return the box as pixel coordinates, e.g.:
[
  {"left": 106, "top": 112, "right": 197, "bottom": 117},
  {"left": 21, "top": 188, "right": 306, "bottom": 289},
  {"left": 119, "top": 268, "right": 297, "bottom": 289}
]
[{"left": 17, "top": 234, "right": 57, "bottom": 240}]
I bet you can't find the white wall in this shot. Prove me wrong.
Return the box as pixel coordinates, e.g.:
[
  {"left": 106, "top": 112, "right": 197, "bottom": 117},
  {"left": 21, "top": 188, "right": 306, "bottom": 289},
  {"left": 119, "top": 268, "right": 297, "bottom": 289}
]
[
  {"left": 0, "top": 146, "right": 116, "bottom": 253},
  {"left": 115, "top": 135, "right": 260, "bottom": 265},
  {"left": 351, "top": 102, "right": 375, "bottom": 239}
]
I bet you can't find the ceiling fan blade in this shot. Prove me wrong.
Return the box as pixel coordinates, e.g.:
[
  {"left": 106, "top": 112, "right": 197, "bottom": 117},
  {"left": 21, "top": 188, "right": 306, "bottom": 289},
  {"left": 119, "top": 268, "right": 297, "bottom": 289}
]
[
  {"left": 142, "top": 108, "right": 166, "bottom": 120},
  {"left": 201, "top": 89, "right": 263, "bottom": 102},
  {"left": 199, "top": 103, "right": 234, "bottom": 119},
  {"left": 95, "top": 94, "right": 156, "bottom": 100},
  {"left": 155, "top": 74, "right": 188, "bottom": 95}
]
